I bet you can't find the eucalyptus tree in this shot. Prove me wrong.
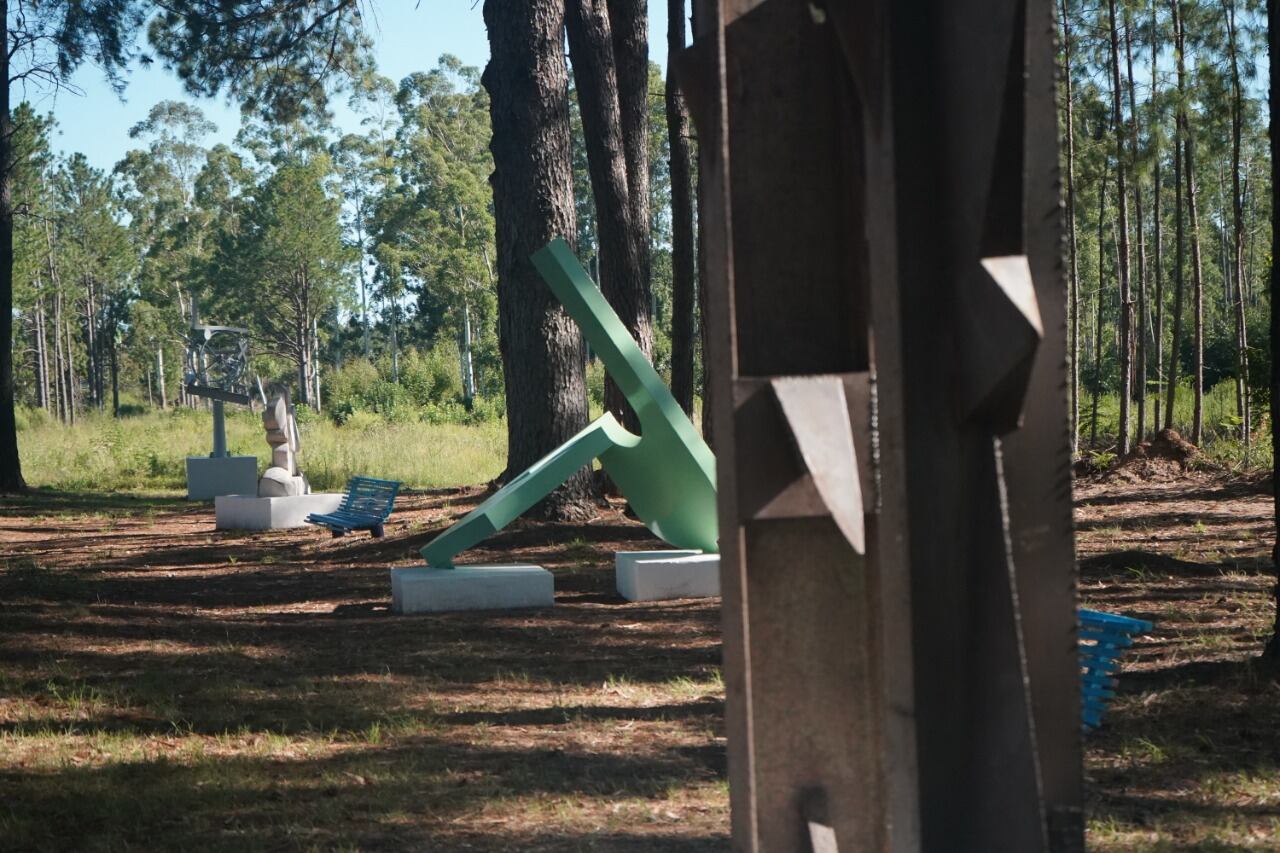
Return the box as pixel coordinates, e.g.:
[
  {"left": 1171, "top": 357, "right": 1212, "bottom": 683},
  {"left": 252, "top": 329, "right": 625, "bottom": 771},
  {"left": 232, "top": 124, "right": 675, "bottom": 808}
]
[
  {"left": 53, "top": 154, "right": 134, "bottom": 415},
  {"left": 379, "top": 56, "right": 496, "bottom": 406},
  {"left": 481, "top": 0, "right": 595, "bottom": 518},
  {"left": 114, "top": 100, "right": 219, "bottom": 406},
  {"left": 209, "top": 148, "right": 351, "bottom": 409},
  {"left": 1, "top": 0, "right": 367, "bottom": 490}
]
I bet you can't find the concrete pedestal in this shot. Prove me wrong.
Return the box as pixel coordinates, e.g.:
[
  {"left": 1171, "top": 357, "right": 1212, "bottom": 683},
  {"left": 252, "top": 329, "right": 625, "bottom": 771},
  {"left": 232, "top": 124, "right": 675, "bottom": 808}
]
[
  {"left": 391, "top": 565, "right": 554, "bottom": 614},
  {"left": 215, "top": 493, "right": 344, "bottom": 530},
  {"left": 615, "top": 550, "right": 721, "bottom": 602},
  {"left": 186, "top": 456, "right": 258, "bottom": 501}
]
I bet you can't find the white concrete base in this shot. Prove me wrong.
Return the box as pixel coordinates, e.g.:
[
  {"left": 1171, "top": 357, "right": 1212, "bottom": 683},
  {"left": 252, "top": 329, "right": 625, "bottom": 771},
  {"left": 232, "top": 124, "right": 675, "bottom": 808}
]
[
  {"left": 186, "top": 456, "right": 258, "bottom": 501},
  {"left": 615, "top": 550, "right": 721, "bottom": 602},
  {"left": 391, "top": 565, "right": 554, "bottom": 614},
  {"left": 215, "top": 493, "right": 344, "bottom": 530}
]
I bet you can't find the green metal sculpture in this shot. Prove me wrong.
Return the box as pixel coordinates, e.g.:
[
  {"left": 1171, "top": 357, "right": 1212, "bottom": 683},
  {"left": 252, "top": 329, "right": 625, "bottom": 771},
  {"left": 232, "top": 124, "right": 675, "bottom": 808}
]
[{"left": 421, "top": 238, "right": 718, "bottom": 568}]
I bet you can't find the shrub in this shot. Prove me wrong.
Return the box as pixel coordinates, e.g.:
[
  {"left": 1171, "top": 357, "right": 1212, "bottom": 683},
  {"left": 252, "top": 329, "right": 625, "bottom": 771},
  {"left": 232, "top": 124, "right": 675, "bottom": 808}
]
[{"left": 586, "top": 359, "right": 606, "bottom": 410}]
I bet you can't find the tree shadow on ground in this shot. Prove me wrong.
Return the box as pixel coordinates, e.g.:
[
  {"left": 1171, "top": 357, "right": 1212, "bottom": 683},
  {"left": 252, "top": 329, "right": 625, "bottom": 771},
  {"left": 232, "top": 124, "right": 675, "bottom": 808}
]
[
  {"left": 0, "top": 488, "right": 191, "bottom": 518},
  {"left": 1080, "top": 549, "right": 1272, "bottom": 581},
  {"left": 1, "top": 739, "right": 729, "bottom": 851}
]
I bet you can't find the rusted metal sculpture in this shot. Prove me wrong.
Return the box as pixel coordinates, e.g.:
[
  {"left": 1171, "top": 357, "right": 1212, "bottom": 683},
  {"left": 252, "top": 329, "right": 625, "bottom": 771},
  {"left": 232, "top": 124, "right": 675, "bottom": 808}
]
[{"left": 680, "top": 1, "right": 1079, "bottom": 850}]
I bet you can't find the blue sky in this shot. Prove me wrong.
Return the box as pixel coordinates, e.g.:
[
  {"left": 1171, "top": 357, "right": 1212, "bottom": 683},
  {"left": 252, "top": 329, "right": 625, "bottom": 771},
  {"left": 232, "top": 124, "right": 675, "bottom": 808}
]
[{"left": 28, "top": 1, "right": 675, "bottom": 172}]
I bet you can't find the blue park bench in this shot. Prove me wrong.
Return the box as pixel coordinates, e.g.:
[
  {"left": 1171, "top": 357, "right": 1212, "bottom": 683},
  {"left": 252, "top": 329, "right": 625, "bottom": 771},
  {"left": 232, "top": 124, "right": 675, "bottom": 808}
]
[
  {"left": 306, "top": 476, "right": 401, "bottom": 538},
  {"left": 1079, "top": 607, "right": 1153, "bottom": 731}
]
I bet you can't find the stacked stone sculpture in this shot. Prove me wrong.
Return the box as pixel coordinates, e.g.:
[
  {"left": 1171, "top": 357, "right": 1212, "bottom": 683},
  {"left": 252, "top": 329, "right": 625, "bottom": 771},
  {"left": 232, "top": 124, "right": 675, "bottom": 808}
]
[
  {"left": 214, "top": 387, "right": 341, "bottom": 530},
  {"left": 258, "top": 391, "right": 309, "bottom": 497}
]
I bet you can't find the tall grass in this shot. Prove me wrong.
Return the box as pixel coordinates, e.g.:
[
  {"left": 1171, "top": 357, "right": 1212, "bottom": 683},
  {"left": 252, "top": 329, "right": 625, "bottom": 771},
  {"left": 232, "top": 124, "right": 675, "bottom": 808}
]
[
  {"left": 16, "top": 407, "right": 507, "bottom": 493},
  {"left": 1079, "top": 380, "right": 1272, "bottom": 471}
]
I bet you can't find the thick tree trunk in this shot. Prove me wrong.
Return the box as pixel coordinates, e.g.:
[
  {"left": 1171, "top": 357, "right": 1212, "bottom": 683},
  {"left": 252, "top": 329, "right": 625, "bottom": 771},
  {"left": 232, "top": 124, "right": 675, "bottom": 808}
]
[
  {"left": 1186, "top": 130, "right": 1205, "bottom": 446},
  {"left": 1108, "top": 0, "right": 1134, "bottom": 454},
  {"left": 667, "top": 0, "right": 696, "bottom": 415},
  {"left": 1266, "top": 0, "right": 1280, "bottom": 660},
  {"left": 696, "top": 135, "right": 712, "bottom": 447},
  {"left": 0, "top": 0, "right": 25, "bottom": 492},
  {"left": 1125, "top": 15, "right": 1148, "bottom": 442},
  {"left": 608, "top": 0, "right": 650, "bottom": 299},
  {"left": 566, "top": 0, "right": 653, "bottom": 435},
  {"left": 1060, "top": 0, "right": 1080, "bottom": 454},
  {"left": 483, "top": 0, "right": 596, "bottom": 519}
]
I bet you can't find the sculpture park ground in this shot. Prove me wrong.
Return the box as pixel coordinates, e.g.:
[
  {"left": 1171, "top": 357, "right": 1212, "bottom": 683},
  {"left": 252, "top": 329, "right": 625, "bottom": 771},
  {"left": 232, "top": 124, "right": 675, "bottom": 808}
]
[{"left": 1, "top": 464, "right": 1279, "bottom": 850}]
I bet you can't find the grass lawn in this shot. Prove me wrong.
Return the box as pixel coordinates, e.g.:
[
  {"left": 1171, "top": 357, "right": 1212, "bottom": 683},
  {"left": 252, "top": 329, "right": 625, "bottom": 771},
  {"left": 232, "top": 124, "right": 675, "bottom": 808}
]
[
  {"left": 15, "top": 408, "right": 507, "bottom": 494},
  {"left": 2, "top": 456, "right": 1279, "bottom": 849}
]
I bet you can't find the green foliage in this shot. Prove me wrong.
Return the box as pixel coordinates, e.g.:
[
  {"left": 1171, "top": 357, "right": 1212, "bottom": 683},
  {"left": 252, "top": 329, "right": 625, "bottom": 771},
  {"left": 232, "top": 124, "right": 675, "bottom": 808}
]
[
  {"left": 1061, "top": 0, "right": 1270, "bottom": 451},
  {"left": 146, "top": 0, "right": 371, "bottom": 123},
  {"left": 326, "top": 345, "right": 499, "bottom": 428},
  {"left": 585, "top": 359, "right": 606, "bottom": 411},
  {"left": 1081, "top": 379, "right": 1271, "bottom": 470}
]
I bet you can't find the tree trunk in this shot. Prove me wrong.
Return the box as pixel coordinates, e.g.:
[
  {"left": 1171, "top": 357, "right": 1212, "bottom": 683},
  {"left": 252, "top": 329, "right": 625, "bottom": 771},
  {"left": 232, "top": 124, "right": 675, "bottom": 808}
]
[
  {"left": 483, "top": 0, "right": 597, "bottom": 519},
  {"left": 312, "top": 313, "right": 321, "bottom": 411},
  {"left": 389, "top": 300, "right": 399, "bottom": 382},
  {"left": 1166, "top": 0, "right": 1188, "bottom": 431},
  {"left": 667, "top": 0, "right": 696, "bottom": 416},
  {"left": 609, "top": 0, "right": 650, "bottom": 304},
  {"left": 84, "top": 285, "right": 99, "bottom": 410},
  {"left": 1060, "top": 0, "right": 1080, "bottom": 454},
  {"left": 0, "top": 0, "right": 25, "bottom": 492},
  {"left": 1125, "top": 14, "right": 1148, "bottom": 442},
  {"left": 64, "top": 313, "right": 75, "bottom": 424},
  {"left": 1108, "top": 0, "right": 1134, "bottom": 455},
  {"left": 1152, "top": 2, "right": 1164, "bottom": 432},
  {"left": 34, "top": 291, "right": 48, "bottom": 411},
  {"left": 54, "top": 288, "right": 65, "bottom": 423},
  {"left": 1093, "top": 174, "right": 1107, "bottom": 449},
  {"left": 1226, "top": 0, "right": 1250, "bottom": 451},
  {"left": 157, "top": 347, "right": 167, "bottom": 410},
  {"left": 461, "top": 297, "right": 476, "bottom": 405},
  {"left": 1265, "top": 0, "right": 1280, "bottom": 660},
  {"left": 297, "top": 315, "right": 310, "bottom": 408},
  {"left": 357, "top": 220, "right": 372, "bottom": 359},
  {"left": 1185, "top": 129, "right": 1205, "bottom": 446},
  {"left": 696, "top": 134, "right": 712, "bottom": 447},
  {"left": 566, "top": 0, "right": 653, "bottom": 435},
  {"left": 109, "top": 329, "right": 119, "bottom": 417}
]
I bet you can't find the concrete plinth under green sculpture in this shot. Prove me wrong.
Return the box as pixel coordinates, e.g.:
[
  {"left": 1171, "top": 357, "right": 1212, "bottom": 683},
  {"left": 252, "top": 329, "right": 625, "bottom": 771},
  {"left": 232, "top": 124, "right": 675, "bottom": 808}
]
[{"left": 615, "top": 550, "right": 721, "bottom": 602}]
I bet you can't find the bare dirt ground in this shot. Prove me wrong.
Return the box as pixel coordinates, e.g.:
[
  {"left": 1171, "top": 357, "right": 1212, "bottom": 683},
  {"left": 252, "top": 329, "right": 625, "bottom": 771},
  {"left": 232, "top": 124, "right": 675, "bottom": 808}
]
[
  {"left": 1076, "top": 469, "right": 1280, "bottom": 850},
  {"left": 0, "top": 489, "right": 726, "bottom": 851},
  {"left": 1, "top": 471, "right": 1278, "bottom": 851}
]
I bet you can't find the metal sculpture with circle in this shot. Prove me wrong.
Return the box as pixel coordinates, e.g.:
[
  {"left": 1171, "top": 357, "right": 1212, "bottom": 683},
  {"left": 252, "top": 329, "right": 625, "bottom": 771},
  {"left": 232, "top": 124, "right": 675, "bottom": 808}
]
[{"left": 183, "top": 321, "right": 258, "bottom": 499}]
